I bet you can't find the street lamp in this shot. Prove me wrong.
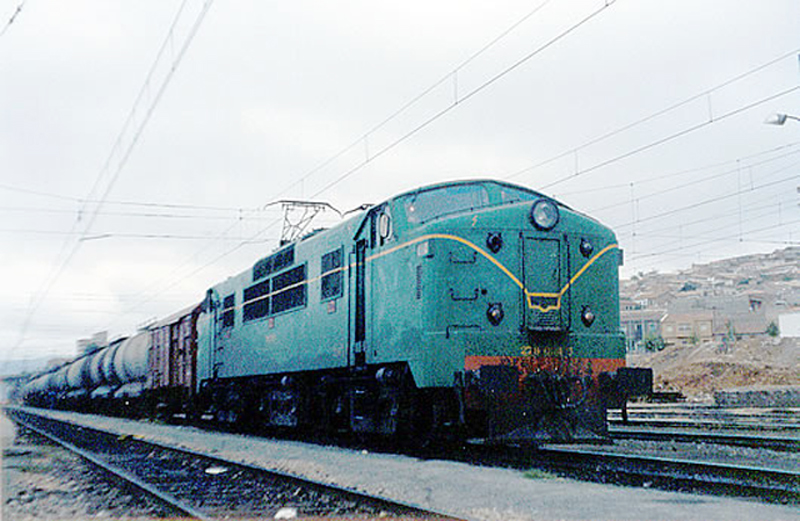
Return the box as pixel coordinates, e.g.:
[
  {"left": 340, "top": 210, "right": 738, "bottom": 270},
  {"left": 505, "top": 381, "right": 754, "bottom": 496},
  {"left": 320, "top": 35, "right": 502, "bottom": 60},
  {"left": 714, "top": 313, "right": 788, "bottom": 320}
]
[{"left": 764, "top": 113, "right": 800, "bottom": 126}]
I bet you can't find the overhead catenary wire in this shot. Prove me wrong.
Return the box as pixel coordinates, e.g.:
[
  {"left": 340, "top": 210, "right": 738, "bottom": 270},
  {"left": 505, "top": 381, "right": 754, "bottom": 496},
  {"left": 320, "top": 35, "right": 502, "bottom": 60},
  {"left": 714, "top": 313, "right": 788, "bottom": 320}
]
[
  {"left": 502, "top": 46, "right": 800, "bottom": 186},
  {"left": 0, "top": 229, "right": 274, "bottom": 241},
  {"left": 555, "top": 140, "right": 800, "bottom": 197},
  {"left": 0, "top": 206, "right": 275, "bottom": 222},
  {"left": 534, "top": 84, "right": 800, "bottom": 191},
  {"left": 0, "top": 0, "right": 25, "bottom": 38},
  {"left": 309, "top": 0, "right": 618, "bottom": 200},
  {"left": 620, "top": 200, "right": 799, "bottom": 256},
  {"left": 14, "top": 0, "right": 216, "bottom": 351},
  {"left": 270, "top": 0, "right": 556, "bottom": 202},
  {"left": 613, "top": 172, "right": 799, "bottom": 230},
  {"left": 628, "top": 193, "right": 798, "bottom": 241},
  {"left": 0, "top": 181, "right": 267, "bottom": 212},
  {"left": 614, "top": 164, "right": 799, "bottom": 271},
  {"left": 584, "top": 148, "right": 800, "bottom": 215},
  {"left": 628, "top": 218, "right": 800, "bottom": 263}
]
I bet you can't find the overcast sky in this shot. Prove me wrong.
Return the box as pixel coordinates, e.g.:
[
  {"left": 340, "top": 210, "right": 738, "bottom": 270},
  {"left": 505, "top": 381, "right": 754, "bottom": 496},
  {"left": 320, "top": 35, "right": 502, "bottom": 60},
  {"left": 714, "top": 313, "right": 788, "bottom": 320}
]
[{"left": 1, "top": 0, "right": 799, "bottom": 362}]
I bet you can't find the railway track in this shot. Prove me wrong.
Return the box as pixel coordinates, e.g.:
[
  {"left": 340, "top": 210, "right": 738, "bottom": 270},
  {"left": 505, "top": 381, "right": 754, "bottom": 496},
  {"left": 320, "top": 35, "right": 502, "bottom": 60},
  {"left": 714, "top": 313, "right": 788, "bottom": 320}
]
[
  {"left": 606, "top": 403, "right": 800, "bottom": 451},
  {"left": 7, "top": 409, "right": 454, "bottom": 520},
  {"left": 608, "top": 404, "right": 800, "bottom": 433},
  {"left": 502, "top": 403, "right": 800, "bottom": 503},
  {"left": 532, "top": 445, "right": 799, "bottom": 504},
  {"left": 456, "top": 438, "right": 800, "bottom": 505},
  {"left": 608, "top": 425, "right": 799, "bottom": 452},
  {"left": 457, "top": 404, "right": 800, "bottom": 503}
]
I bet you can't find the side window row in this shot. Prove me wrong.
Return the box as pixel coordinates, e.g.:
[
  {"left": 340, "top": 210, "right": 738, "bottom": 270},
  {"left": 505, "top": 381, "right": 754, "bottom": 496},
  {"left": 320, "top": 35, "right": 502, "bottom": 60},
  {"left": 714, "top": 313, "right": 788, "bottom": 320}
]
[{"left": 219, "top": 247, "right": 344, "bottom": 328}]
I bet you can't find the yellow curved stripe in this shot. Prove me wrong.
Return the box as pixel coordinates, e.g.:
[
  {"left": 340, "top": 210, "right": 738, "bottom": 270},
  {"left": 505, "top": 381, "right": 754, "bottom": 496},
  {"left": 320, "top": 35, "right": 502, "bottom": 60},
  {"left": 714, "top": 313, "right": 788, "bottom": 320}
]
[
  {"left": 524, "top": 243, "right": 618, "bottom": 311},
  {"left": 370, "top": 233, "right": 616, "bottom": 312},
  {"left": 367, "top": 233, "right": 524, "bottom": 289}
]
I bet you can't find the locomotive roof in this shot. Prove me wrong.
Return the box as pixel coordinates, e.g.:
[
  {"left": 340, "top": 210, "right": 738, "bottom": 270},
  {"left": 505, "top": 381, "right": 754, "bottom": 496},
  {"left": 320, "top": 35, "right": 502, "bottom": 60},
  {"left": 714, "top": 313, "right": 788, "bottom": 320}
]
[{"left": 382, "top": 179, "right": 566, "bottom": 208}]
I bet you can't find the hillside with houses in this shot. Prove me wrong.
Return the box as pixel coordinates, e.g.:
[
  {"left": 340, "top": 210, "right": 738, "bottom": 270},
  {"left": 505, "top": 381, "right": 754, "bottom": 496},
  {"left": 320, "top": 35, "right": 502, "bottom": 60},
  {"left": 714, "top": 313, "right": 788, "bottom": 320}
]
[{"left": 622, "top": 247, "right": 800, "bottom": 398}]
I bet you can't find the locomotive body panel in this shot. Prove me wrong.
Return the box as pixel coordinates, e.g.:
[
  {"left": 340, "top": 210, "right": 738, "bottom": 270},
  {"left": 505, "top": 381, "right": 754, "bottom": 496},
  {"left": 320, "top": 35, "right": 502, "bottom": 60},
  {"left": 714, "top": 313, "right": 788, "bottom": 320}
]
[{"left": 196, "top": 220, "right": 360, "bottom": 386}]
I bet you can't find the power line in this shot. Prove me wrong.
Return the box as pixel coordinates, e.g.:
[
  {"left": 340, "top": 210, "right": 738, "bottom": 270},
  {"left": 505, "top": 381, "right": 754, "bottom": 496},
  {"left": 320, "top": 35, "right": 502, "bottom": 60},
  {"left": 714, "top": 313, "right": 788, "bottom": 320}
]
[
  {"left": 270, "top": 0, "right": 556, "bottom": 202},
  {"left": 0, "top": 181, "right": 266, "bottom": 212},
  {"left": 91, "top": 212, "right": 285, "bottom": 334},
  {"left": 586, "top": 149, "right": 800, "bottom": 215},
  {"left": 0, "top": 229, "right": 273, "bottom": 241},
  {"left": 0, "top": 0, "right": 25, "bottom": 38},
  {"left": 14, "top": 0, "right": 216, "bottom": 351},
  {"left": 632, "top": 193, "right": 797, "bottom": 240},
  {"left": 615, "top": 172, "right": 799, "bottom": 230},
  {"left": 310, "top": 0, "right": 618, "bottom": 199},
  {"left": 539, "top": 85, "right": 800, "bottom": 191},
  {"left": 615, "top": 163, "right": 799, "bottom": 270},
  {"left": 503, "top": 47, "right": 800, "bottom": 186},
  {"left": 628, "top": 218, "right": 800, "bottom": 263},
  {"left": 556, "top": 141, "right": 800, "bottom": 197},
  {"left": 0, "top": 205, "right": 274, "bottom": 221}
]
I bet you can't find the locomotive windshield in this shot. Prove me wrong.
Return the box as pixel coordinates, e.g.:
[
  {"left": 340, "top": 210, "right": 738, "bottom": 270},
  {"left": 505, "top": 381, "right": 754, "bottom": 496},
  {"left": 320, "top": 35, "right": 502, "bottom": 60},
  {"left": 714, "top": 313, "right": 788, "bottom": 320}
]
[
  {"left": 498, "top": 186, "right": 541, "bottom": 205},
  {"left": 404, "top": 183, "right": 489, "bottom": 224},
  {"left": 402, "top": 181, "right": 550, "bottom": 224}
]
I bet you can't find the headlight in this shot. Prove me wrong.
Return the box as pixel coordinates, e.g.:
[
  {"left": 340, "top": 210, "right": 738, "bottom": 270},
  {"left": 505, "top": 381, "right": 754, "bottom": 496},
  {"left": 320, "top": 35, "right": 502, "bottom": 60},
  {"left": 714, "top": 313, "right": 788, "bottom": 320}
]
[
  {"left": 580, "top": 238, "right": 594, "bottom": 258},
  {"left": 487, "top": 303, "right": 504, "bottom": 326},
  {"left": 581, "top": 306, "right": 595, "bottom": 327},
  {"left": 530, "top": 199, "right": 559, "bottom": 230}
]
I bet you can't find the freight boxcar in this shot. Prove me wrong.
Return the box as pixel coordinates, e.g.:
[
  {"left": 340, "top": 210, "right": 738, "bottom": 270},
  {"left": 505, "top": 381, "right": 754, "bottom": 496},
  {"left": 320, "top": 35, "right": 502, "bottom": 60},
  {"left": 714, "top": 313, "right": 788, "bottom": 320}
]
[{"left": 145, "top": 305, "right": 200, "bottom": 419}]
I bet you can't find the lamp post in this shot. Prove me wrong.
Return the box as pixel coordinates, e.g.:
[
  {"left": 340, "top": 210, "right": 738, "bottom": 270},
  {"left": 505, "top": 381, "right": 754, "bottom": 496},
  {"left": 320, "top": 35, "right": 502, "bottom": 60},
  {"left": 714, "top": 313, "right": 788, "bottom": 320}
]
[{"left": 764, "top": 113, "right": 800, "bottom": 126}]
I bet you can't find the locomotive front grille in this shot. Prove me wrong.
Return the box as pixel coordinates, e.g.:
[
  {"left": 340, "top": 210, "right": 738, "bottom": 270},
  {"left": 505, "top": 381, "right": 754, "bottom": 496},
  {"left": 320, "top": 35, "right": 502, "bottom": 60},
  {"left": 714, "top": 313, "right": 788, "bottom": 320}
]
[{"left": 523, "top": 236, "right": 566, "bottom": 331}]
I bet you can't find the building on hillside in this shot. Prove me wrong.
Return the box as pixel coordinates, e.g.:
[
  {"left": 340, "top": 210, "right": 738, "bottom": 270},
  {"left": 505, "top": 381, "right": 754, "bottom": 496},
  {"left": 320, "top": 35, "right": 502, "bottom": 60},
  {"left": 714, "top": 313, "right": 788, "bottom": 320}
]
[
  {"left": 778, "top": 311, "right": 800, "bottom": 338},
  {"left": 621, "top": 309, "right": 666, "bottom": 351},
  {"left": 665, "top": 293, "right": 770, "bottom": 340},
  {"left": 661, "top": 311, "right": 714, "bottom": 347}
]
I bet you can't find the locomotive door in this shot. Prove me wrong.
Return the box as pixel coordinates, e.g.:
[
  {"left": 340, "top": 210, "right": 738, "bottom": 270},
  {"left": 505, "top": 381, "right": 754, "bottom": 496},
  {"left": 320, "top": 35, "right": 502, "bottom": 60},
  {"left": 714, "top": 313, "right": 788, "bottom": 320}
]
[
  {"left": 350, "top": 238, "right": 368, "bottom": 366},
  {"left": 523, "top": 236, "right": 568, "bottom": 331}
]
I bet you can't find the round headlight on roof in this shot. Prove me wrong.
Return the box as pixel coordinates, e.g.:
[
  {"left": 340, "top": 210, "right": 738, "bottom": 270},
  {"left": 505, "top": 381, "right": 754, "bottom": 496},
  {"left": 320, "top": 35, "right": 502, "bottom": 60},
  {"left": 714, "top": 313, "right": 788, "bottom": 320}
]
[{"left": 530, "top": 199, "right": 559, "bottom": 230}]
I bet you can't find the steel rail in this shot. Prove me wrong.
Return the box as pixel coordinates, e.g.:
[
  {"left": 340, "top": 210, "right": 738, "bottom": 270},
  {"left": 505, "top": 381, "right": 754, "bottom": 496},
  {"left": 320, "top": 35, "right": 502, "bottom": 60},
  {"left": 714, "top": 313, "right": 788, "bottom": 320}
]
[
  {"left": 536, "top": 446, "right": 800, "bottom": 502},
  {"left": 11, "top": 413, "right": 211, "bottom": 520},
  {"left": 609, "top": 426, "right": 800, "bottom": 452},
  {"left": 608, "top": 405, "right": 800, "bottom": 425},
  {"left": 608, "top": 417, "right": 800, "bottom": 433}
]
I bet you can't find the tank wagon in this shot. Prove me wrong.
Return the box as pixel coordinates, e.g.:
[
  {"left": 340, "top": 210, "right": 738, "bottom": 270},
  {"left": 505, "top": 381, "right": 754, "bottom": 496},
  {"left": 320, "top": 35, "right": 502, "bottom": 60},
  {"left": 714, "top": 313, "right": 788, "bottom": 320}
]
[{"left": 20, "top": 180, "right": 650, "bottom": 442}]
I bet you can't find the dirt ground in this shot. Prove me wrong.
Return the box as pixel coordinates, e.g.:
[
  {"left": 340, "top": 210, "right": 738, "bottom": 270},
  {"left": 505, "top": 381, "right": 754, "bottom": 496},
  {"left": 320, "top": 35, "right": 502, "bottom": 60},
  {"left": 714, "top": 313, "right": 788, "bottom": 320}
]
[{"left": 627, "top": 336, "right": 799, "bottom": 400}]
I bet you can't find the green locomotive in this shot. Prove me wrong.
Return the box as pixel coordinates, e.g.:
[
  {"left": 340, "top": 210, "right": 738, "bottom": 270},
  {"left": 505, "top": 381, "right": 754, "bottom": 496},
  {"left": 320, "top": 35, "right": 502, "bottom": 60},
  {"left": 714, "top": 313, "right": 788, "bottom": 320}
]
[{"left": 196, "top": 179, "right": 650, "bottom": 442}]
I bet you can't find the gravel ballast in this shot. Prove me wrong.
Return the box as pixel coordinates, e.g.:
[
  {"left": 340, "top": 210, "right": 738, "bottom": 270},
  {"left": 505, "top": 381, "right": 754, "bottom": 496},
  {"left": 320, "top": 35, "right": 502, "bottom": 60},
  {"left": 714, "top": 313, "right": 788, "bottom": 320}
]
[{"left": 1, "top": 414, "right": 173, "bottom": 520}]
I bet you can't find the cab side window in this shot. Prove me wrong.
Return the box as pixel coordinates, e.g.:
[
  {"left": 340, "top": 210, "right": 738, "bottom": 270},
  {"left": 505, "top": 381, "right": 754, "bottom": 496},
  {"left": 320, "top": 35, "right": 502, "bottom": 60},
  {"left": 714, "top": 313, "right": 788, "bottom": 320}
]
[{"left": 321, "top": 248, "right": 343, "bottom": 300}]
